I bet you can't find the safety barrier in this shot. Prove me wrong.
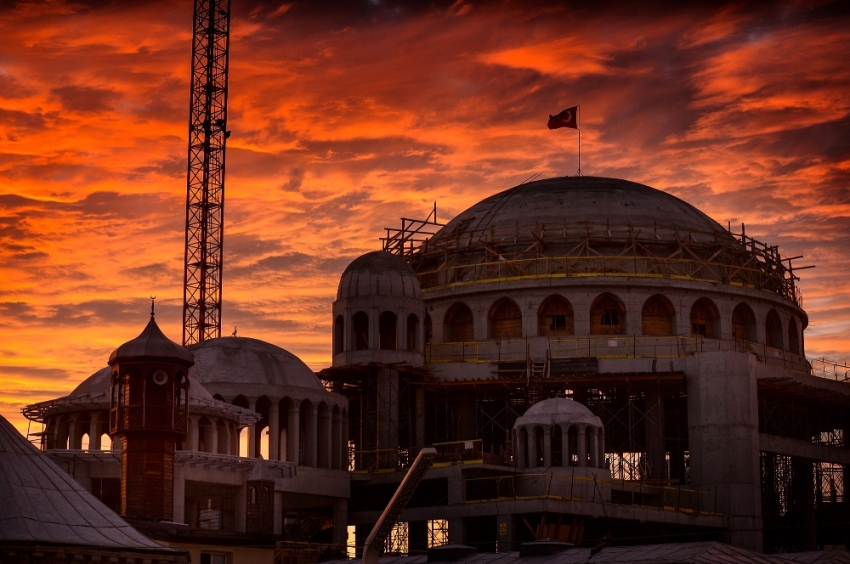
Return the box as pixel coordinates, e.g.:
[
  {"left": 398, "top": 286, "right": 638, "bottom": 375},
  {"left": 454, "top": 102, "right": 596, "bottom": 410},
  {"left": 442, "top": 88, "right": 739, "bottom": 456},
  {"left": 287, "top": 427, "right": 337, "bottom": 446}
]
[
  {"left": 351, "top": 440, "right": 483, "bottom": 473},
  {"left": 464, "top": 471, "right": 719, "bottom": 515}
]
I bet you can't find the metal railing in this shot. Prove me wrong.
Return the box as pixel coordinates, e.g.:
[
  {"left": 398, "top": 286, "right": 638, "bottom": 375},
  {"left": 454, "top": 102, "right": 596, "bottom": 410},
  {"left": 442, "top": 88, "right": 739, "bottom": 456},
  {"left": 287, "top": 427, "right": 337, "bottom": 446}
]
[
  {"left": 464, "top": 472, "right": 719, "bottom": 515},
  {"left": 351, "top": 440, "right": 483, "bottom": 472},
  {"left": 424, "top": 336, "right": 850, "bottom": 382},
  {"left": 417, "top": 255, "right": 800, "bottom": 306}
]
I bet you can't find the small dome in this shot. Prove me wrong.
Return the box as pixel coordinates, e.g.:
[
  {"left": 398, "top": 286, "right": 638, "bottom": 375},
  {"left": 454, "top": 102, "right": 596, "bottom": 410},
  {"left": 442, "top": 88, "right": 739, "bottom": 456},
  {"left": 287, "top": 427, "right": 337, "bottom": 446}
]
[
  {"left": 337, "top": 251, "right": 421, "bottom": 300},
  {"left": 108, "top": 315, "right": 193, "bottom": 366},
  {"left": 514, "top": 397, "right": 602, "bottom": 429},
  {"left": 188, "top": 337, "right": 323, "bottom": 391}
]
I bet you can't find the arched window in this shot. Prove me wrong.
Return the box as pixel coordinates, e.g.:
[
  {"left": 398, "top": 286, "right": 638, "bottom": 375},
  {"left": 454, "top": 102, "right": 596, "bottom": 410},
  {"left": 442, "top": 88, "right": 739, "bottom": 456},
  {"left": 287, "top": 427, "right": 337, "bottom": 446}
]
[
  {"left": 352, "top": 311, "right": 369, "bottom": 350},
  {"left": 765, "top": 310, "right": 783, "bottom": 349},
  {"left": 424, "top": 314, "right": 433, "bottom": 344},
  {"left": 641, "top": 295, "right": 675, "bottom": 336},
  {"left": 732, "top": 303, "right": 757, "bottom": 342},
  {"left": 407, "top": 314, "right": 419, "bottom": 351},
  {"left": 445, "top": 303, "right": 474, "bottom": 342},
  {"left": 690, "top": 298, "right": 719, "bottom": 338},
  {"left": 334, "top": 315, "right": 344, "bottom": 354},
  {"left": 538, "top": 295, "right": 574, "bottom": 337},
  {"left": 590, "top": 293, "right": 626, "bottom": 335},
  {"left": 379, "top": 311, "right": 397, "bottom": 350},
  {"left": 789, "top": 318, "right": 800, "bottom": 355},
  {"left": 489, "top": 298, "right": 522, "bottom": 339}
]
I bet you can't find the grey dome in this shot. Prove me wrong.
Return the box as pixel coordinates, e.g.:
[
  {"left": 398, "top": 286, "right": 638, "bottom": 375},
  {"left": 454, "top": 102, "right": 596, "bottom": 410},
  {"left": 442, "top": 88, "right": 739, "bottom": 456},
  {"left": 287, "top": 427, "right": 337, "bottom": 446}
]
[
  {"left": 514, "top": 398, "right": 602, "bottom": 428},
  {"left": 431, "top": 176, "right": 724, "bottom": 245},
  {"left": 69, "top": 366, "right": 215, "bottom": 403},
  {"left": 188, "top": 337, "right": 323, "bottom": 391},
  {"left": 337, "top": 251, "right": 421, "bottom": 300}
]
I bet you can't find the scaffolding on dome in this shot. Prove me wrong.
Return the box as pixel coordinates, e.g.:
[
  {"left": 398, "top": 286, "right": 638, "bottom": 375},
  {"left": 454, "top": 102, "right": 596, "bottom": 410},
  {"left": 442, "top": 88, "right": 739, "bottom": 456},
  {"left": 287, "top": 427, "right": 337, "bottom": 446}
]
[{"left": 391, "top": 219, "right": 809, "bottom": 306}]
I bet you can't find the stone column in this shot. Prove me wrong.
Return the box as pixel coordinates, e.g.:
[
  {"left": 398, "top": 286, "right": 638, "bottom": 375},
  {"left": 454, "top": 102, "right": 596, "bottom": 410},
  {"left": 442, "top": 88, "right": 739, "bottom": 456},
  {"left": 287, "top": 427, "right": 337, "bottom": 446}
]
[
  {"left": 249, "top": 422, "right": 257, "bottom": 458},
  {"left": 543, "top": 428, "right": 552, "bottom": 467},
  {"left": 598, "top": 429, "right": 606, "bottom": 469},
  {"left": 561, "top": 425, "right": 571, "bottom": 468},
  {"left": 89, "top": 414, "right": 100, "bottom": 450},
  {"left": 369, "top": 306, "right": 379, "bottom": 349},
  {"left": 577, "top": 426, "right": 587, "bottom": 467},
  {"left": 344, "top": 308, "right": 352, "bottom": 354},
  {"left": 398, "top": 307, "right": 407, "bottom": 352},
  {"left": 306, "top": 403, "right": 318, "bottom": 467},
  {"left": 225, "top": 424, "right": 232, "bottom": 455},
  {"left": 319, "top": 407, "right": 332, "bottom": 468},
  {"left": 332, "top": 408, "right": 341, "bottom": 470},
  {"left": 415, "top": 388, "right": 426, "bottom": 447},
  {"left": 173, "top": 463, "right": 186, "bottom": 524},
  {"left": 515, "top": 428, "right": 526, "bottom": 469},
  {"left": 269, "top": 402, "right": 280, "bottom": 461},
  {"left": 210, "top": 419, "right": 219, "bottom": 454},
  {"left": 189, "top": 416, "right": 200, "bottom": 452},
  {"left": 527, "top": 428, "right": 537, "bottom": 468},
  {"left": 67, "top": 415, "right": 79, "bottom": 450},
  {"left": 288, "top": 404, "right": 301, "bottom": 464},
  {"left": 589, "top": 427, "right": 598, "bottom": 468}
]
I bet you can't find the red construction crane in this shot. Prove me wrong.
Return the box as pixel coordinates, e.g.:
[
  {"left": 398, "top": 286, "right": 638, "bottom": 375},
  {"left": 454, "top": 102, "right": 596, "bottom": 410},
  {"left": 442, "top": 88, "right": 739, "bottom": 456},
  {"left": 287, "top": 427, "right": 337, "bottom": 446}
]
[{"left": 182, "top": 0, "right": 232, "bottom": 346}]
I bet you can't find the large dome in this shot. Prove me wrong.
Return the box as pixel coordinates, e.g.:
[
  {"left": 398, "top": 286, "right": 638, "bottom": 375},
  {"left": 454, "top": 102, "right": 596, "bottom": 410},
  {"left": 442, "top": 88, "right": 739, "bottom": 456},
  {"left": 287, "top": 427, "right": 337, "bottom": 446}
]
[
  {"left": 188, "top": 337, "right": 323, "bottom": 391},
  {"left": 337, "top": 250, "right": 421, "bottom": 300},
  {"left": 432, "top": 177, "right": 723, "bottom": 244}
]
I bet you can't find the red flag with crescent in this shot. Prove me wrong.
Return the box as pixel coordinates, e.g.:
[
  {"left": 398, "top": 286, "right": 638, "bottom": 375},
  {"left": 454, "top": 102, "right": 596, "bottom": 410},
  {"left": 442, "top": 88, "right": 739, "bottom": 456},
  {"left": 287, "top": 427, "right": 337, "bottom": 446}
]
[{"left": 547, "top": 106, "right": 578, "bottom": 129}]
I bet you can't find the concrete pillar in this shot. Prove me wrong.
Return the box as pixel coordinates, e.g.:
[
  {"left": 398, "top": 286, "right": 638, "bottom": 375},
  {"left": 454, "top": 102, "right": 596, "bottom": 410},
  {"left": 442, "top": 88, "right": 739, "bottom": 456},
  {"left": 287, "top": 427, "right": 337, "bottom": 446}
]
[
  {"left": 332, "top": 409, "right": 341, "bottom": 470},
  {"left": 686, "top": 351, "right": 762, "bottom": 551},
  {"left": 561, "top": 425, "right": 570, "bottom": 468},
  {"left": 225, "top": 425, "right": 232, "bottom": 455},
  {"left": 333, "top": 499, "right": 349, "bottom": 546},
  {"left": 249, "top": 422, "right": 257, "bottom": 458},
  {"left": 415, "top": 388, "right": 426, "bottom": 448},
  {"left": 319, "top": 407, "right": 331, "bottom": 468},
  {"left": 377, "top": 368, "right": 399, "bottom": 450},
  {"left": 274, "top": 491, "right": 283, "bottom": 535},
  {"left": 88, "top": 415, "right": 100, "bottom": 451},
  {"left": 210, "top": 419, "right": 219, "bottom": 455},
  {"left": 527, "top": 427, "right": 537, "bottom": 468},
  {"left": 589, "top": 427, "right": 598, "bottom": 468},
  {"left": 68, "top": 416, "right": 79, "bottom": 450},
  {"left": 269, "top": 402, "right": 280, "bottom": 461},
  {"left": 288, "top": 404, "right": 300, "bottom": 464},
  {"left": 305, "top": 403, "right": 318, "bottom": 467},
  {"left": 577, "top": 426, "right": 587, "bottom": 467},
  {"left": 344, "top": 308, "right": 352, "bottom": 354},
  {"left": 190, "top": 416, "right": 200, "bottom": 452},
  {"left": 543, "top": 428, "right": 552, "bottom": 467},
  {"left": 398, "top": 307, "right": 407, "bottom": 352},
  {"left": 644, "top": 387, "right": 665, "bottom": 479},
  {"left": 235, "top": 483, "right": 247, "bottom": 533},
  {"left": 474, "top": 307, "right": 487, "bottom": 341},
  {"left": 515, "top": 429, "right": 526, "bottom": 469},
  {"left": 341, "top": 412, "right": 349, "bottom": 470},
  {"left": 173, "top": 463, "right": 186, "bottom": 524},
  {"left": 370, "top": 306, "right": 379, "bottom": 349},
  {"left": 497, "top": 514, "right": 515, "bottom": 552},
  {"left": 448, "top": 518, "right": 465, "bottom": 545}
]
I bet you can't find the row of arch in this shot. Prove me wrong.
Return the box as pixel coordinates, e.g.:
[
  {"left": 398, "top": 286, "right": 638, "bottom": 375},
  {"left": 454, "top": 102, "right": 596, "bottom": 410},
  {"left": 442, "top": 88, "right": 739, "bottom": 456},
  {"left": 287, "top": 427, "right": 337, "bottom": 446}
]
[
  {"left": 45, "top": 412, "right": 114, "bottom": 451},
  {"left": 439, "top": 293, "right": 802, "bottom": 353},
  {"left": 335, "top": 312, "right": 421, "bottom": 354},
  {"left": 514, "top": 424, "right": 605, "bottom": 469},
  {"left": 221, "top": 394, "right": 349, "bottom": 470}
]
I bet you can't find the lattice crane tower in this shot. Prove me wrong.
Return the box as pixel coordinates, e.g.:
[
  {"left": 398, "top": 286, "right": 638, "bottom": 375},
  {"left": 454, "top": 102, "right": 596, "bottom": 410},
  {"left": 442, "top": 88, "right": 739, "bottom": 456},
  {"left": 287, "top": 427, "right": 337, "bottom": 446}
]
[{"left": 182, "top": 0, "right": 232, "bottom": 346}]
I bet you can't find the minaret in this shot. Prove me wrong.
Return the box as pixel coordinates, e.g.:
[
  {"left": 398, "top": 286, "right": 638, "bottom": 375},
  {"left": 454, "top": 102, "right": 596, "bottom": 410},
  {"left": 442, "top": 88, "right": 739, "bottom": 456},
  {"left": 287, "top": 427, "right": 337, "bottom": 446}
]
[{"left": 108, "top": 303, "right": 194, "bottom": 520}]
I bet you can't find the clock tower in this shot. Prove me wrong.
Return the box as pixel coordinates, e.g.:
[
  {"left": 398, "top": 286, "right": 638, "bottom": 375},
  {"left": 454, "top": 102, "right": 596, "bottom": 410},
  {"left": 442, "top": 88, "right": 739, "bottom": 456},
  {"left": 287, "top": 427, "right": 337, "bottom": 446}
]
[{"left": 109, "top": 306, "right": 193, "bottom": 520}]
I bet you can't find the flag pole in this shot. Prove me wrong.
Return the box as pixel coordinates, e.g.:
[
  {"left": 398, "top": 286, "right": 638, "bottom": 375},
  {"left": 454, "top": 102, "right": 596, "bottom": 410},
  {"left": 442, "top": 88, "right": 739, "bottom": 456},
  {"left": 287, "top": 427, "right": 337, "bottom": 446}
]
[{"left": 577, "top": 105, "right": 581, "bottom": 177}]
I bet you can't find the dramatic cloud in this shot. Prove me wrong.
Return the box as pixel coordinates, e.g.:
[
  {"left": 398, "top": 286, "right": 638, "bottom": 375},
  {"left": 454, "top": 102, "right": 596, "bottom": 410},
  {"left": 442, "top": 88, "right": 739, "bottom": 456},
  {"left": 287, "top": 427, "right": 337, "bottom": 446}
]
[{"left": 1, "top": 0, "right": 849, "bottom": 434}]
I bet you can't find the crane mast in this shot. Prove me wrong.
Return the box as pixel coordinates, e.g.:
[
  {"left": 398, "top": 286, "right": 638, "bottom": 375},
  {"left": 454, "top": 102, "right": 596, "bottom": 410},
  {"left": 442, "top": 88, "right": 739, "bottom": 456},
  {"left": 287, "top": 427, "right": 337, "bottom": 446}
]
[{"left": 182, "top": 0, "right": 231, "bottom": 346}]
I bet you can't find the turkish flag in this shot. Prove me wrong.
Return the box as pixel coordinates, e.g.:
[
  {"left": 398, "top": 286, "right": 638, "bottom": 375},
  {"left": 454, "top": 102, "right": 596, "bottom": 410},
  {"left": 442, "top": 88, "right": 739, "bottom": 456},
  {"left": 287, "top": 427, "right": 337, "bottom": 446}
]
[{"left": 547, "top": 106, "right": 578, "bottom": 129}]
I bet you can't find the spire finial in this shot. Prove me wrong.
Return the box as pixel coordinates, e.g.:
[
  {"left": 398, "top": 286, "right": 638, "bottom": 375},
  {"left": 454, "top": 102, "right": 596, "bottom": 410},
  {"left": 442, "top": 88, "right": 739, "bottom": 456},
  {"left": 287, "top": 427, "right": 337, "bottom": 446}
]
[{"left": 150, "top": 294, "right": 157, "bottom": 318}]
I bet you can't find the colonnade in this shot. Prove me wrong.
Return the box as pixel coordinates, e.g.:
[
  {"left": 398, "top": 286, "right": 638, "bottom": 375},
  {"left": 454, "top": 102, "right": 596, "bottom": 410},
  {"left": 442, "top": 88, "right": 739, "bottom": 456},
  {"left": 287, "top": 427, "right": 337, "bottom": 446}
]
[{"left": 513, "top": 423, "right": 605, "bottom": 469}]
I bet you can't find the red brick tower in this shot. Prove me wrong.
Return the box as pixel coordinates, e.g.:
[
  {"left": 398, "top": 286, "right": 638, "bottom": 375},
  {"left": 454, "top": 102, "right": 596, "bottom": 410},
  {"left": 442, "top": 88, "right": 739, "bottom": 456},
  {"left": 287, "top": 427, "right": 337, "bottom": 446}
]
[{"left": 109, "top": 307, "right": 193, "bottom": 520}]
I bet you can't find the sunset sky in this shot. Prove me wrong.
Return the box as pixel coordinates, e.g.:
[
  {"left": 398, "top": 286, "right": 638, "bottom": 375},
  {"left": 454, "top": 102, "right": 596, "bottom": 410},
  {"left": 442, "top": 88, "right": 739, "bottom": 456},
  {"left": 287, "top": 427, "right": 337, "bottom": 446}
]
[{"left": 1, "top": 0, "right": 849, "bottom": 436}]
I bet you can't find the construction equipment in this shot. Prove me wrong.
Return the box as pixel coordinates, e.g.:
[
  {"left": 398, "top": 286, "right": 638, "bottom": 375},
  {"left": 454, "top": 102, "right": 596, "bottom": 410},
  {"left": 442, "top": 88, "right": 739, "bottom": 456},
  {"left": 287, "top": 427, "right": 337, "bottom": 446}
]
[
  {"left": 362, "top": 448, "right": 437, "bottom": 564},
  {"left": 182, "top": 0, "right": 232, "bottom": 346}
]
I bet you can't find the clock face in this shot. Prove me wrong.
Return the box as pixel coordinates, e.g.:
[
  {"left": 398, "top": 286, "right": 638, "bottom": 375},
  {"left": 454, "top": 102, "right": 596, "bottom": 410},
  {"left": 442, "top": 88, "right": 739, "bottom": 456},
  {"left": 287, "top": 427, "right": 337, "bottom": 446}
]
[{"left": 152, "top": 370, "right": 169, "bottom": 386}]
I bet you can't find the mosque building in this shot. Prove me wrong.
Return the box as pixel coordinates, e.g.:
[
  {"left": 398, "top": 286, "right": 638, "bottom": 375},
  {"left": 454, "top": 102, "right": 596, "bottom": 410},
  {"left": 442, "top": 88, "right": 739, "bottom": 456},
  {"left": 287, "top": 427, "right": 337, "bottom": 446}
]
[{"left": 13, "top": 176, "right": 850, "bottom": 563}]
